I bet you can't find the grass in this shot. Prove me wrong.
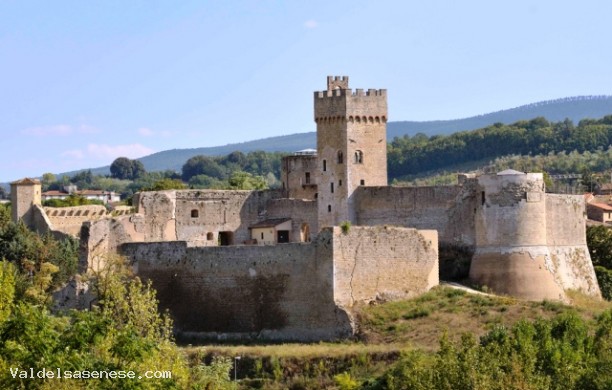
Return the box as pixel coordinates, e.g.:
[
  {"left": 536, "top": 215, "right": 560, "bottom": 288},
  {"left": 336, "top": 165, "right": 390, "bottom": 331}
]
[
  {"left": 182, "top": 286, "right": 611, "bottom": 388},
  {"left": 355, "top": 286, "right": 610, "bottom": 351}
]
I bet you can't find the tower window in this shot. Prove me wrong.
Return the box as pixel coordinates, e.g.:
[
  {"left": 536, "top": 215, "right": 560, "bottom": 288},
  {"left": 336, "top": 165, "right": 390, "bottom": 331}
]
[
  {"left": 328, "top": 205, "right": 331, "bottom": 212},
  {"left": 481, "top": 191, "right": 486, "bottom": 205},
  {"left": 355, "top": 150, "right": 363, "bottom": 164},
  {"left": 337, "top": 151, "right": 343, "bottom": 164},
  {"left": 191, "top": 209, "right": 199, "bottom": 218},
  {"left": 305, "top": 172, "right": 311, "bottom": 184},
  {"left": 360, "top": 179, "right": 365, "bottom": 185},
  {"left": 331, "top": 182, "right": 334, "bottom": 193},
  {"left": 339, "top": 179, "right": 342, "bottom": 187},
  {"left": 323, "top": 159, "right": 327, "bottom": 172}
]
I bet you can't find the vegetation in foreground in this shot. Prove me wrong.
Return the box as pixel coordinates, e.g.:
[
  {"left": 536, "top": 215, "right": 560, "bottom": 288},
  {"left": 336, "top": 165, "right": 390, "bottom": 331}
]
[
  {"left": 188, "top": 287, "right": 611, "bottom": 389},
  {"left": 0, "top": 204, "right": 234, "bottom": 389}
]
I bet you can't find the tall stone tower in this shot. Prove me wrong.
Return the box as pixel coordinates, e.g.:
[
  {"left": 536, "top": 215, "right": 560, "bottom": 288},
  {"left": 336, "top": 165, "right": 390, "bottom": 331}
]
[
  {"left": 315, "top": 76, "right": 388, "bottom": 227},
  {"left": 10, "top": 178, "right": 42, "bottom": 228}
]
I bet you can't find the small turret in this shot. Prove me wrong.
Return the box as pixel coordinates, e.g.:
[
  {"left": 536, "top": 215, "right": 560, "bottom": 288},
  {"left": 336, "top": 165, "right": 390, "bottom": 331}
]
[{"left": 10, "top": 178, "right": 42, "bottom": 228}]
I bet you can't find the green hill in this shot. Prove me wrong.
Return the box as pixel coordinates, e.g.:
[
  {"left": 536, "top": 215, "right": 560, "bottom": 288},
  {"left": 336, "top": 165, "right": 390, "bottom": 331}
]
[{"left": 56, "top": 95, "right": 612, "bottom": 178}]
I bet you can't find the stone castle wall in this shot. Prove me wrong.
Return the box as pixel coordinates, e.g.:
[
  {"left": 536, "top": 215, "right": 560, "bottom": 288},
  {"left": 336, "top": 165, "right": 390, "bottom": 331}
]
[
  {"left": 44, "top": 205, "right": 109, "bottom": 236},
  {"left": 469, "top": 173, "right": 600, "bottom": 301},
  {"left": 545, "top": 194, "right": 600, "bottom": 297},
  {"left": 332, "top": 226, "right": 438, "bottom": 307},
  {"left": 137, "top": 189, "right": 282, "bottom": 244},
  {"left": 353, "top": 186, "right": 473, "bottom": 245},
  {"left": 120, "top": 226, "right": 438, "bottom": 341},
  {"left": 121, "top": 231, "right": 349, "bottom": 341}
]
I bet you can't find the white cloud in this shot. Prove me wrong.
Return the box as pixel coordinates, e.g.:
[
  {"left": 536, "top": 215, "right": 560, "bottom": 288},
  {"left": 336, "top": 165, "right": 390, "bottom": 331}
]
[
  {"left": 22, "top": 125, "right": 72, "bottom": 136},
  {"left": 138, "top": 127, "right": 154, "bottom": 136},
  {"left": 304, "top": 20, "right": 318, "bottom": 29},
  {"left": 86, "top": 143, "right": 155, "bottom": 160}
]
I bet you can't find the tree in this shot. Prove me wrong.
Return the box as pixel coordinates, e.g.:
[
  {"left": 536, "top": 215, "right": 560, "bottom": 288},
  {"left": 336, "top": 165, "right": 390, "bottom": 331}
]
[
  {"left": 131, "top": 160, "right": 146, "bottom": 180},
  {"left": 110, "top": 157, "right": 146, "bottom": 180},
  {"left": 143, "top": 178, "right": 187, "bottom": 191},
  {"left": 41, "top": 173, "right": 56, "bottom": 191},
  {"left": 227, "top": 171, "right": 267, "bottom": 190},
  {"left": 182, "top": 155, "right": 227, "bottom": 181}
]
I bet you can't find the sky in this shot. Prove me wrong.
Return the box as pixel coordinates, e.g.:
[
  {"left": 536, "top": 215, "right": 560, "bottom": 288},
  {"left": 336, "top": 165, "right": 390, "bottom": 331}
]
[{"left": 1, "top": 0, "right": 611, "bottom": 182}]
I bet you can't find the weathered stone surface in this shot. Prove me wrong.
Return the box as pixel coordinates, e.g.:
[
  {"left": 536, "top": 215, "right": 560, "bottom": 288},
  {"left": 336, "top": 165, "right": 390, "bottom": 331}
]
[{"left": 120, "top": 226, "right": 437, "bottom": 341}]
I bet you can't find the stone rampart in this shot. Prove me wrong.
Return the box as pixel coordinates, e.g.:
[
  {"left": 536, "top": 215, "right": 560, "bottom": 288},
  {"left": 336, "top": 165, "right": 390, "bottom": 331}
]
[
  {"left": 137, "top": 189, "right": 282, "bottom": 244},
  {"left": 354, "top": 186, "right": 470, "bottom": 245},
  {"left": 121, "top": 233, "right": 351, "bottom": 341},
  {"left": 120, "top": 226, "right": 438, "bottom": 341},
  {"left": 44, "top": 205, "right": 109, "bottom": 236},
  {"left": 545, "top": 194, "right": 600, "bottom": 297},
  {"left": 469, "top": 173, "right": 600, "bottom": 301},
  {"left": 332, "top": 226, "right": 438, "bottom": 306}
]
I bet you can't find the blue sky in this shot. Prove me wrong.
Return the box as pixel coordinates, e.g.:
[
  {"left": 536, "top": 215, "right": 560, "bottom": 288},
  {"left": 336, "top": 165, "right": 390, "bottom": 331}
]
[{"left": 1, "top": 0, "right": 611, "bottom": 182}]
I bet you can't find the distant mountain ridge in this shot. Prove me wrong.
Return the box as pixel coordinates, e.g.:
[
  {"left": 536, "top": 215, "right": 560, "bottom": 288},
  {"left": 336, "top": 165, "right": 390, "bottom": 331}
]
[{"left": 59, "top": 95, "right": 612, "bottom": 177}]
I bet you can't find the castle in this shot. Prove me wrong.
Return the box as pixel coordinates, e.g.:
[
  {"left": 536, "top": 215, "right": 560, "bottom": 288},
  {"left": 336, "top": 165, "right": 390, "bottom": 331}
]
[{"left": 11, "top": 76, "right": 601, "bottom": 341}]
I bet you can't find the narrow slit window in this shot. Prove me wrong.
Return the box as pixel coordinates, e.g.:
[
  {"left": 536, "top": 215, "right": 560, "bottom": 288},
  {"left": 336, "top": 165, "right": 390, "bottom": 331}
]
[{"left": 355, "top": 150, "right": 363, "bottom": 164}]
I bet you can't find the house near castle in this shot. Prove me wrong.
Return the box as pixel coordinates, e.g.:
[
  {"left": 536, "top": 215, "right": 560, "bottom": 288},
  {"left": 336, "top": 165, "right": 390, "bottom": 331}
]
[
  {"left": 42, "top": 185, "right": 120, "bottom": 204},
  {"left": 10, "top": 76, "right": 601, "bottom": 341}
]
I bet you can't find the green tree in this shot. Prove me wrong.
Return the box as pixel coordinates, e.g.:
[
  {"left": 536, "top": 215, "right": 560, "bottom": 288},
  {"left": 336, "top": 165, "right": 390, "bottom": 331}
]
[
  {"left": 182, "top": 155, "right": 227, "bottom": 181},
  {"left": 227, "top": 171, "right": 267, "bottom": 190},
  {"left": 41, "top": 173, "right": 56, "bottom": 191},
  {"left": 110, "top": 157, "right": 146, "bottom": 180},
  {"left": 143, "top": 178, "right": 187, "bottom": 191}
]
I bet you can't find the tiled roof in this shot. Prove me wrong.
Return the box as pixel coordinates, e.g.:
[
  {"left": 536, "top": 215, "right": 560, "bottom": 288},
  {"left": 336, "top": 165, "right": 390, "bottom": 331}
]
[
  {"left": 589, "top": 202, "right": 612, "bottom": 211},
  {"left": 42, "top": 190, "right": 68, "bottom": 196},
  {"left": 11, "top": 178, "right": 41, "bottom": 185},
  {"left": 249, "top": 218, "right": 291, "bottom": 229}
]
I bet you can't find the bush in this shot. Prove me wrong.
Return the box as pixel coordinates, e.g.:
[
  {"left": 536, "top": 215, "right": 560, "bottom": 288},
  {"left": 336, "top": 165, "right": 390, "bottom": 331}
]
[
  {"left": 340, "top": 221, "right": 351, "bottom": 234},
  {"left": 595, "top": 266, "right": 612, "bottom": 301}
]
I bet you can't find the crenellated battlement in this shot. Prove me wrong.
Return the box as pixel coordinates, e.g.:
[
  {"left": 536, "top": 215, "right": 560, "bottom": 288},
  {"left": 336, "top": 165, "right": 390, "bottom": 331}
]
[
  {"left": 314, "top": 88, "right": 387, "bottom": 99},
  {"left": 327, "top": 75, "right": 349, "bottom": 90}
]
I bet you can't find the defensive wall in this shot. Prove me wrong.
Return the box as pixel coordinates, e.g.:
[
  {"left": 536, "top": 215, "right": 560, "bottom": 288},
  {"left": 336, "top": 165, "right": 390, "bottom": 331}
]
[
  {"left": 120, "top": 226, "right": 438, "bottom": 341},
  {"left": 469, "top": 172, "right": 600, "bottom": 301},
  {"left": 43, "top": 205, "right": 109, "bottom": 236},
  {"left": 135, "top": 189, "right": 283, "bottom": 244}
]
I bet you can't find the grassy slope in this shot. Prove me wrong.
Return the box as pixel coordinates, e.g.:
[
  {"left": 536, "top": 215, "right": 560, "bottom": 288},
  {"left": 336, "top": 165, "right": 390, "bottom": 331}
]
[{"left": 184, "top": 286, "right": 610, "bottom": 388}]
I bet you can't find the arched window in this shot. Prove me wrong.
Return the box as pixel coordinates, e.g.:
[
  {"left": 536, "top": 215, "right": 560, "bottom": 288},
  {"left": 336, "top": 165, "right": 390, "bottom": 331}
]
[
  {"left": 337, "top": 151, "right": 343, "bottom": 164},
  {"left": 355, "top": 150, "right": 363, "bottom": 164},
  {"left": 191, "top": 209, "right": 199, "bottom": 218}
]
